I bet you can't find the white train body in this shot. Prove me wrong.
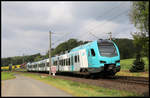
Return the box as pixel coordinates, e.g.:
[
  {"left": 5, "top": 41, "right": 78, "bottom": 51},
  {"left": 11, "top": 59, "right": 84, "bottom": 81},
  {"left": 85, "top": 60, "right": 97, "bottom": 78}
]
[{"left": 26, "top": 49, "right": 88, "bottom": 73}]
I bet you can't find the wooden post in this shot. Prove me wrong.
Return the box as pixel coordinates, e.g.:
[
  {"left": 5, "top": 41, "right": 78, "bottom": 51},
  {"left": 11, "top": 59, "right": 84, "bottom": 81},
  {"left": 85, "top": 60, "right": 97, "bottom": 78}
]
[{"left": 49, "top": 31, "right": 52, "bottom": 75}]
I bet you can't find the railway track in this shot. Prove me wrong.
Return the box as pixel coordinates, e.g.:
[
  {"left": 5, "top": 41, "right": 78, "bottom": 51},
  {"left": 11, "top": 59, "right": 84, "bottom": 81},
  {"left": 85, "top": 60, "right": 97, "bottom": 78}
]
[
  {"left": 112, "top": 76, "right": 149, "bottom": 86},
  {"left": 18, "top": 71, "right": 149, "bottom": 86}
]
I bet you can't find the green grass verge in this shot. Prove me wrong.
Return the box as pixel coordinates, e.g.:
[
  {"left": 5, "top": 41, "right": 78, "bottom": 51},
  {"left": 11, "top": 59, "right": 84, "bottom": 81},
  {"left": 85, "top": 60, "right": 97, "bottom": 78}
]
[
  {"left": 120, "top": 57, "right": 149, "bottom": 71},
  {"left": 15, "top": 68, "right": 27, "bottom": 72},
  {"left": 16, "top": 72, "right": 142, "bottom": 97},
  {"left": 117, "top": 57, "right": 149, "bottom": 77},
  {"left": 1, "top": 71, "right": 16, "bottom": 80},
  {"left": 116, "top": 70, "right": 149, "bottom": 77}
]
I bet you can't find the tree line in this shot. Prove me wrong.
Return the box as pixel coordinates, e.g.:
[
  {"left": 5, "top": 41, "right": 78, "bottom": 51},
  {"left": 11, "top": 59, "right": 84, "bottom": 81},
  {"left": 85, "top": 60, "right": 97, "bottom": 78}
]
[{"left": 1, "top": 38, "right": 137, "bottom": 66}]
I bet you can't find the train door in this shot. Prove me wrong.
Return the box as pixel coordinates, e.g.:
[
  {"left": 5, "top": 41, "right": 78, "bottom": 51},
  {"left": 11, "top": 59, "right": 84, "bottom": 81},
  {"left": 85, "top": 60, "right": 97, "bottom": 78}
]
[
  {"left": 56, "top": 59, "right": 58, "bottom": 72},
  {"left": 59, "top": 59, "right": 63, "bottom": 71},
  {"left": 88, "top": 48, "right": 96, "bottom": 67},
  {"left": 79, "top": 49, "right": 88, "bottom": 68},
  {"left": 68, "top": 57, "right": 71, "bottom": 71},
  {"left": 46, "top": 60, "right": 50, "bottom": 72},
  {"left": 70, "top": 55, "right": 74, "bottom": 71},
  {"left": 44, "top": 61, "right": 46, "bottom": 71},
  {"left": 74, "top": 53, "right": 80, "bottom": 71},
  {"left": 57, "top": 58, "right": 60, "bottom": 72},
  {"left": 88, "top": 48, "right": 92, "bottom": 66}
]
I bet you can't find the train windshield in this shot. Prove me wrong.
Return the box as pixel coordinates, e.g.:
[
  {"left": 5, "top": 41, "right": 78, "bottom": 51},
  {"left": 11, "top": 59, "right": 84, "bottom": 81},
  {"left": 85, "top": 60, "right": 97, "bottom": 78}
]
[{"left": 98, "top": 42, "right": 118, "bottom": 57}]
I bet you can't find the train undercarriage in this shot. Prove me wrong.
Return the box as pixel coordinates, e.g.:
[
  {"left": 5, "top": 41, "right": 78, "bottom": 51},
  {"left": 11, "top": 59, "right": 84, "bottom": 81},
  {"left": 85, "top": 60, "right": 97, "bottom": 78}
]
[{"left": 78, "top": 64, "right": 121, "bottom": 77}]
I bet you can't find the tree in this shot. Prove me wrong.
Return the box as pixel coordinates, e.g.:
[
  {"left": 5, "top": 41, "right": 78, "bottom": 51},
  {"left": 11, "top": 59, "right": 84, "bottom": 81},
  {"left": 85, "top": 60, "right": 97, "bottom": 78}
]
[
  {"left": 113, "top": 38, "right": 136, "bottom": 59},
  {"left": 129, "top": 1, "right": 149, "bottom": 60},
  {"left": 44, "top": 38, "right": 89, "bottom": 57},
  {"left": 129, "top": 1, "right": 149, "bottom": 33}
]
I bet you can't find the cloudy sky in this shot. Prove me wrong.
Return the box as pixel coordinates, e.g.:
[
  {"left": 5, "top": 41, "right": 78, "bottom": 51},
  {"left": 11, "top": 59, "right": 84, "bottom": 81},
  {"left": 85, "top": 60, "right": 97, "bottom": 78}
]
[{"left": 2, "top": 1, "right": 139, "bottom": 58}]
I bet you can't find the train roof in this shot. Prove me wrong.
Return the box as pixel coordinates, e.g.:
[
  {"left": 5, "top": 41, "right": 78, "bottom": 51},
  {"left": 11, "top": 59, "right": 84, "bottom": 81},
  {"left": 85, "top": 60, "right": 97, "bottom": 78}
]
[
  {"left": 70, "top": 39, "right": 114, "bottom": 52},
  {"left": 70, "top": 40, "right": 97, "bottom": 52}
]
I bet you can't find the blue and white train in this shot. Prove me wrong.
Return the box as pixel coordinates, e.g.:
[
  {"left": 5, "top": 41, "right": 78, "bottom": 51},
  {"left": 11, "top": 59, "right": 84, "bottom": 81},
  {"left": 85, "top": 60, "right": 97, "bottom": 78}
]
[{"left": 26, "top": 39, "right": 120, "bottom": 76}]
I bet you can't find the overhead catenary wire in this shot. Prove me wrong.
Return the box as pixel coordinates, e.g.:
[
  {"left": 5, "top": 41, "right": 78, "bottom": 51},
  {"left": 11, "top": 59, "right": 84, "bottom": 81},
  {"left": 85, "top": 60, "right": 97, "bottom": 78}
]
[
  {"left": 51, "top": 3, "right": 131, "bottom": 53},
  {"left": 51, "top": 2, "right": 127, "bottom": 46},
  {"left": 85, "top": 9, "right": 130, "bottom": 40},
  {"left": 76, "top": 3, "right": 129, "bottom": 40},
  {"left": 52, "top": 31, "right": 73, "bottom": 45}
]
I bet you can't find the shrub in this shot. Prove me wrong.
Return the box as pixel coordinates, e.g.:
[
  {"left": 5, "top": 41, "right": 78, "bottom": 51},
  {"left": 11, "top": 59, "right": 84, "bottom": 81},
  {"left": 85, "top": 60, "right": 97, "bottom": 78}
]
[{"left": 129, "top": 54, "right": 145, "bottom": 72}]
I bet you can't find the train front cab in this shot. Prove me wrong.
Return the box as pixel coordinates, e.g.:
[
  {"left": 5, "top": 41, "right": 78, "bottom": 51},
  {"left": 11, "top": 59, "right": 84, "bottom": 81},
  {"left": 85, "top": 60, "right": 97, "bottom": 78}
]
[{"left": 87, "top": 40, "right": 120, "bottom": 76}]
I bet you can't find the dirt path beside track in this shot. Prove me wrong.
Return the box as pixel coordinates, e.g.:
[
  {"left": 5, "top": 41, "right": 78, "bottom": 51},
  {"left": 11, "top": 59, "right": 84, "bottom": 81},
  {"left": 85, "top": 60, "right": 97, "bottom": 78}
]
[{"left": 1, "top": 74, "right": 72, "bottom": 97}]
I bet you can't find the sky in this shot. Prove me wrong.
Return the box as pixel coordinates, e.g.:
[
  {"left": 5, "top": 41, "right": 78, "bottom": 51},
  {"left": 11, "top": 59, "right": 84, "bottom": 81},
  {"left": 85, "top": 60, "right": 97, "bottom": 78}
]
[{"left": 2, "top": 1, "right": 139, "bottom": 58}]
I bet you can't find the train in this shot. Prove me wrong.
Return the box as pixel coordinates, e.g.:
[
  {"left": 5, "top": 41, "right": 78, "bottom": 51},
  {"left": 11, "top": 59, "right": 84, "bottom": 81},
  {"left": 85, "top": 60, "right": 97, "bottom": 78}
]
[{"left": 26, "top": 39, "right": 120, "bottom": 76}]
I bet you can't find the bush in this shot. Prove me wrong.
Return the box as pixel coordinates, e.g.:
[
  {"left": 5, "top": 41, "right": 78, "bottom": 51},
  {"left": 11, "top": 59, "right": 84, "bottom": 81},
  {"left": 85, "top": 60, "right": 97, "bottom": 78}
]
[{"left": 129, "top": 54, "right": 145, "bottom": 72}]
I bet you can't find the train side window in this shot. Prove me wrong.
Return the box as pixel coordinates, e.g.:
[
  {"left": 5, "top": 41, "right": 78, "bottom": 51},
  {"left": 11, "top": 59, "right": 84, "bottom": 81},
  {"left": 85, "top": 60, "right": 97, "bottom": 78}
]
[
  {"left": 59, "top": 60, "right": 60, "bottom": 65},
  {"left": 61, "top": 60, "right": 62, "bottom": 66},
  {"left": 53, "top": 61, "right": 54, "bottom": 66},
  {"left": 47, "top": 62, "right": 49, "bottom": 66},
  {"left": 62, "top": 60, "right": 63, "bottom": 65},
  {"left": 56, "top": 61, "right": 57, "bottom": 66},
  {"left": 88, "top": 50, "right": 90, "bottom": 56},
  {"left": 54, "top": 61, "right": 55, "bottom": 66},
  {"left": 64, "top": 59, "right": 65, "bottom": 66},
  {"left": 91, "top": 49, "right": 95, "bottom": 56},
  {"left": 66, "top": 59, "right": 67, "bottom": 65},
  {"left": 61, "top": 59, "right": 64, "bottom": 66},
  {"left": 71, "top": 56, "right": 73, "bottom": 65},
  {"left": 67, "top": 59, "right": 69, "bottom": 66},
  {"left": 78, "top": 55, "right": 80, "bottom": 62},
  {"left": 63, "top": 59, "right": 65, "bottom": 66},
  {"left": 69, "top": 58, "right": 70, "bottom": 66},
  {"left": 65, "top": 59, "right": 66, "bottom": 66},
  {"left": 75, "top": 56, "right": 77, "bottom": 63}
]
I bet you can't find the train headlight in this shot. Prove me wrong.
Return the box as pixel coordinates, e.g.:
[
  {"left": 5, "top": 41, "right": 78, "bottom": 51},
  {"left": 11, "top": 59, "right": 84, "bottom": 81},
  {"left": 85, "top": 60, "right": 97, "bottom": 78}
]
[
  {"left": 100, "top": 61, "right": 106, "bottom": 63},
  {"left": 116, "top": 60, "right": 120, "bottom": 63}
]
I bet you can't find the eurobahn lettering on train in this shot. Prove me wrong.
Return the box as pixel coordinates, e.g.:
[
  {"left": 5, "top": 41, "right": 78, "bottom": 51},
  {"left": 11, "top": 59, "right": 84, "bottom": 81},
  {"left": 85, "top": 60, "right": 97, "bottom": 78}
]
[{"left": 26, "top": 39, "right": 121, "bottom": 77}]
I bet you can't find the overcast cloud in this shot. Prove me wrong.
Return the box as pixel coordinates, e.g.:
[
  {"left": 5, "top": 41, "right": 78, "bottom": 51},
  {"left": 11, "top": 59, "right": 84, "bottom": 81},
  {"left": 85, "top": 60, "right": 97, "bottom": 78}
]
[{"left": 2, "top": 1, "right": 139, "bottom": 58}]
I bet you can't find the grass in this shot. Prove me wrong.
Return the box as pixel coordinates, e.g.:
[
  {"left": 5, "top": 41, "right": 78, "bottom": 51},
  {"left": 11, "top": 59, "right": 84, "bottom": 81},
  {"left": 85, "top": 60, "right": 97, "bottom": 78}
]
[
  {"left": 116, "top": 70, "right": 149, "bottom": 77},
  {"left": 1, "top": 71, "right": 16, "bottom": 80},
  {"left": 15, "top": 68, "right": 27, "bottom": 72},
  {"left": 116, "top": 57, "right": 149, "bottom": 77},
  {"left": 120, "top": 57, "right": 149, "bottom": 71},
  {"left": 15, "top": 72, "right": 142, "bottom": 97}
]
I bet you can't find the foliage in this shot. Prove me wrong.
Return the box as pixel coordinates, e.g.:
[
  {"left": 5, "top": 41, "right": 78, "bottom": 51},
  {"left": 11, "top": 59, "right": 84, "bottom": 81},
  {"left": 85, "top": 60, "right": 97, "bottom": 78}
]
[
  {"left": 112, "top": 38, "right": 136, "bottom": 59},
  {"left": 129, "top": 1, "right": 149, "bottom": 60},
  {"left": 120, "top": 57, "right": 148, "bottom": 71},
  {"left": 1, "top": 53, "right": 43, "bottom": 66},
  {"left": 1, "top": 39, "right": 88, "bottom": 66},
  {"left": 1, "top": 72, "right": 16, "bottom": 80},
  {"left": 46, "top": 38, "right": 89, "bottom": 57},
  {"left": 1, "top": 38, "right": 143, "bottom": 66},
  {"left": 129, "top": 1, "right": 149, "bottom": 33},
  {"left": 129, "top": 54, "right": 145, "bottom": 72},
  {"left": 34, "top": 55, "right": 43, "bottom": 62},
  {"left": 131, "top": 32, "right": 149, "bottom": 59}
]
